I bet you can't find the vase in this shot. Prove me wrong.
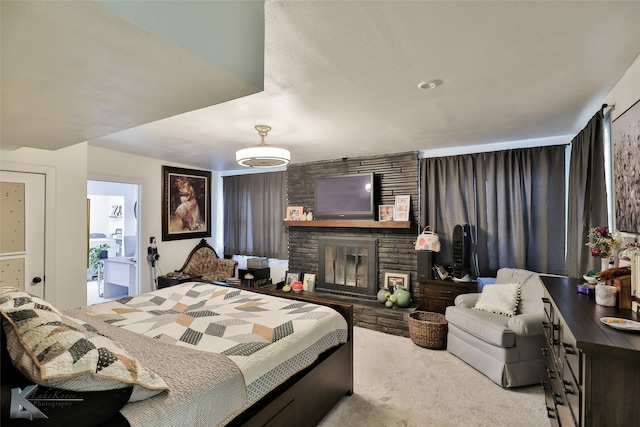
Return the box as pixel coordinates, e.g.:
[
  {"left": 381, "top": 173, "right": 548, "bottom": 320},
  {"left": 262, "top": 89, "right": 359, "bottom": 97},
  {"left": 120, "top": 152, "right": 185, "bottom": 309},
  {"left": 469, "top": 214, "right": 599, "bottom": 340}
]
[
  {"left": 393, "top": 286, "right": 411, "bottom": 308},
  {"left": 377, "top": 288, "right": 389, "bottom": 304},
  {"left": 595, "top": 284, "right": 617, "bottom": 307},
  {"left": 291, "top": 281, "right": 303, "bottom": 293},
  {"left": 601, "top": 257, "right": 611, "bottom": 272}
]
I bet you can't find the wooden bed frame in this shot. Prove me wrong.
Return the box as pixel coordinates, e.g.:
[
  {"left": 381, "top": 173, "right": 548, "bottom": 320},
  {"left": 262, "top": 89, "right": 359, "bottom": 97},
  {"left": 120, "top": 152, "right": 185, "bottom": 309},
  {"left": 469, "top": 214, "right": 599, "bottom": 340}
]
[
  {"left": 225, "top": 287, "right": 354, "bottom": 427},
  {"left": 0, "top": 285, "right": 352, "bottom": 427}
]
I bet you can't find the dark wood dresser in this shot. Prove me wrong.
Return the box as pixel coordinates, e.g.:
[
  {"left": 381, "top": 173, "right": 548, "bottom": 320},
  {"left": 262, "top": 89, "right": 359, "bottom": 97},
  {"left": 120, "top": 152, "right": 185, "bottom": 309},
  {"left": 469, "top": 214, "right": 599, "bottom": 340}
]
[
  {"left": 541, "top": 276, "right": 640, "bottom": 427},
  {"left": 417, "top": 278, "right": 477, "bottom": 314},
  {"left": 157, "top": 274, "right": 201, "bottom": 289}
]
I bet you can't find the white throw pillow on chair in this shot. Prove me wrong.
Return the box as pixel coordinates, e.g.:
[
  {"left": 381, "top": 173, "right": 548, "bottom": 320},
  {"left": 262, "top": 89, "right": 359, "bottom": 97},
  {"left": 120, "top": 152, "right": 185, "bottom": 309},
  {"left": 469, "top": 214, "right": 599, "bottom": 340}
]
[{"left": 472, "top": 283, "right": 522, "bottom": 317}]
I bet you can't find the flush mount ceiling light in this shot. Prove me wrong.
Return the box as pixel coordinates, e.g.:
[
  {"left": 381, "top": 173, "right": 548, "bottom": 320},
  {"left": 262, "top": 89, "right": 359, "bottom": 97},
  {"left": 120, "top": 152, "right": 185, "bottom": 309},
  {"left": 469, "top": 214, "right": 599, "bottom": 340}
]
[
  {"left": 236, "top": 125, "right": 290, "bottom": 168},
  {"left": 418, "top": 79, "right": 444, "bottom": 90}
]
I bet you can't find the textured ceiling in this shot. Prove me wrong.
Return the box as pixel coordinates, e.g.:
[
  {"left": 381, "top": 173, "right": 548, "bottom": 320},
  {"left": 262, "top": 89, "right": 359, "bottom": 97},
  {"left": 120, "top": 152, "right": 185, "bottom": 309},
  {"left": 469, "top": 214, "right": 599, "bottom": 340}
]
[{"left": 2, "top": 1, "right": 640, "bottom": 172}]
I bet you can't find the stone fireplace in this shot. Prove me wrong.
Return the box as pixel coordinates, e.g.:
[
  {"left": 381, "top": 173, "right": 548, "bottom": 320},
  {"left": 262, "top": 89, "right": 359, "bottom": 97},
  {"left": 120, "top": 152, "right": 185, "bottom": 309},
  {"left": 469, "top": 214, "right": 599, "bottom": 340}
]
[
  {"left": 317, "top": 237, "right": 377, "bottom": 298},
  {"left": 285, "top": 151, "right": 420, "bottom": 336}
]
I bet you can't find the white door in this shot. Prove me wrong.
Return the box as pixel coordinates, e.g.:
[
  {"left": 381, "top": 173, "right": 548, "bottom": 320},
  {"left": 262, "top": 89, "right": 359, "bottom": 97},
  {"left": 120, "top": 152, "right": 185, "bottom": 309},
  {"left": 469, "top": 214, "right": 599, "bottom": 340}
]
[{"left": 0, "top": 171, "right": 46, "bottom": 297}]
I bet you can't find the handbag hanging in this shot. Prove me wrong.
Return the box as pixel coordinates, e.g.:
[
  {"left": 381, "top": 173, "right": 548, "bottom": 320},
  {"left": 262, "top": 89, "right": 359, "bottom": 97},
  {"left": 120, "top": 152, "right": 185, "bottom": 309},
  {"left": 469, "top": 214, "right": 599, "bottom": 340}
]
[{"left": 414, "top": 226, "right": 441, "bottom": 252}]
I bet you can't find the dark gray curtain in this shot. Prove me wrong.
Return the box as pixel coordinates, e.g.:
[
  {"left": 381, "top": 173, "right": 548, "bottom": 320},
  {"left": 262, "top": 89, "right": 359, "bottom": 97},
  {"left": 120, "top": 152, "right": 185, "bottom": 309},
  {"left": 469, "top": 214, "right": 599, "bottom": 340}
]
[
  {"left": 566, "top": 111, "right": 608, "bottom": 278},
  {"left": 422, "top": 154, "right": 484, "bottom": 273},
  {"left": 422, "top": 145, "right": 566, "bottom": 276},
  {"left": 223, "top": 171, "right": 287, "bottom": 259}
]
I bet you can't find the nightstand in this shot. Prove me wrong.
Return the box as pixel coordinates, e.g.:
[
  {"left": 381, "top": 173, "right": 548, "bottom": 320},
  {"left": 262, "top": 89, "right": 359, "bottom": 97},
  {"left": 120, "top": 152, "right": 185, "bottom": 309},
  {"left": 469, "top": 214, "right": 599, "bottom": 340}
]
[
  {"left": 417, "top": 278, "right": 477, "bottom": 314},
  {"left": 157, "top": 274, "right": 201, "bottom": 289}
]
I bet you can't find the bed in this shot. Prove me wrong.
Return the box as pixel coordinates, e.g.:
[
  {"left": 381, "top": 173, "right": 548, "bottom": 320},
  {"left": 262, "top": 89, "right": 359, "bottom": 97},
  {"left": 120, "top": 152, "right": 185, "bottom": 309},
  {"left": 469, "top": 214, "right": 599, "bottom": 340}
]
[{"left": 0, "top": 283, "right": 353, "bottom": 427}]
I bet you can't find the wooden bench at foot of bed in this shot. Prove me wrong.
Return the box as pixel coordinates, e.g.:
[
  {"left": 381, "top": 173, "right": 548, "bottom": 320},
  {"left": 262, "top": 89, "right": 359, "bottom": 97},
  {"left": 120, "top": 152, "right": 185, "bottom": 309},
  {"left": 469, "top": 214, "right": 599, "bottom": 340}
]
[{"left": 224, "top": 288, "right": 354, "bottom": 427}]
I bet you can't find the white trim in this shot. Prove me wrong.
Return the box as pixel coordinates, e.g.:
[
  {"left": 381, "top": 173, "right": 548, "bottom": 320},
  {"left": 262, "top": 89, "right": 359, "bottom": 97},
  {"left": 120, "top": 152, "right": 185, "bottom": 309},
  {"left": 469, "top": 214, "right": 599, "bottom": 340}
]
[
  {"left": 87, "top": 174, "right": 143, "bottom": 297},
  {"left": 0, "top": 161, "right": 57, "bottom": 302},
  {"left": 419, "top": 135, "right": 572, "bottom": 158}
]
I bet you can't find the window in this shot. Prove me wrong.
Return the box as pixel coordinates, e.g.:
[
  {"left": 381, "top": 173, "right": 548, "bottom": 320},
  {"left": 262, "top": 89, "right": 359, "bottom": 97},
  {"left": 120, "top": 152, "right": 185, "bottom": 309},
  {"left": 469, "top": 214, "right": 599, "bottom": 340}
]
[
  {"left": 223, "top": 172, "right": 287, "bottom": 259},
  {"left": 421, "top": 145, "right": 567, "bottom": 276}
]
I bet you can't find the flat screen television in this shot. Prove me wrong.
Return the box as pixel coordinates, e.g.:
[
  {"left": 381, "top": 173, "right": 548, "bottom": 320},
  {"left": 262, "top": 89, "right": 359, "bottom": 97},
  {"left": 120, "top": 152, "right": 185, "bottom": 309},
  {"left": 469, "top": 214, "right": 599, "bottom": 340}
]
[{"left": 314, "top": 173, "right": 375, "bottom": 220}]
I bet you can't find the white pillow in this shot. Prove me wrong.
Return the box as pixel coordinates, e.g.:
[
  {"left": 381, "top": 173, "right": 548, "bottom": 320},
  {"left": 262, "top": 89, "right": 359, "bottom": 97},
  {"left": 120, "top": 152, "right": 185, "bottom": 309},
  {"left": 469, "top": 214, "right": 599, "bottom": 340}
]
[
  {"left": 473, "top": 283, "right": 521, "bottom": 317},
  {"left": 0, "top": 287, "right": 169, "bottom": 402}
]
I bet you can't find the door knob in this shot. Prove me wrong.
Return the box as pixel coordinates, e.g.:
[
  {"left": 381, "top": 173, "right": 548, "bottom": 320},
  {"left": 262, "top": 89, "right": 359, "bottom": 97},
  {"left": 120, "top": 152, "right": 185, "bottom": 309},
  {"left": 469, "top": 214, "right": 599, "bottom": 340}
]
[{"left": 32, "top": 277, "right": 42, "bottom": 284}]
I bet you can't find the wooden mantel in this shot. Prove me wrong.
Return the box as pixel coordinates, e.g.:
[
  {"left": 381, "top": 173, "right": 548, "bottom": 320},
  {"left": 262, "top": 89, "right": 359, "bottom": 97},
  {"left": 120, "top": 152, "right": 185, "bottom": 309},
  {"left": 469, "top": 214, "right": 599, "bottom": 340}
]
[{"left": 283, "top": 220, "right": 412, "bottom": 229}]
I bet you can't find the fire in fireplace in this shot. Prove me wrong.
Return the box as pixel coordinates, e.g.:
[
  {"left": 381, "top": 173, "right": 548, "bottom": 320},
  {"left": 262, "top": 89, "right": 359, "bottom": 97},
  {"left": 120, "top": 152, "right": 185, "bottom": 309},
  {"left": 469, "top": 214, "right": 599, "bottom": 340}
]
[{"left": 317, "top": 237, "right": 378, "bottom": 298}]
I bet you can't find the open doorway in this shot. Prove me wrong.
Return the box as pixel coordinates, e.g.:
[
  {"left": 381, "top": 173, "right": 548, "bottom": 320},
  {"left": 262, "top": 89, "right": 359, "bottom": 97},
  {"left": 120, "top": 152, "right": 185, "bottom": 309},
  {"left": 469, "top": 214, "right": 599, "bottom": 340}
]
[{"left": 87, "top": 180, "right": 140, "bottom": 305}]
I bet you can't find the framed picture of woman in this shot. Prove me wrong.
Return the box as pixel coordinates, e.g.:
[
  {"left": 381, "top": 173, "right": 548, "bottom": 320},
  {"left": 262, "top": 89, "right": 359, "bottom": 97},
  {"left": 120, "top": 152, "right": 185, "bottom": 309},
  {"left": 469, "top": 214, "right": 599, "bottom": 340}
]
[{"left": 162, "top": 166, "right": 211, "bottom": 241}]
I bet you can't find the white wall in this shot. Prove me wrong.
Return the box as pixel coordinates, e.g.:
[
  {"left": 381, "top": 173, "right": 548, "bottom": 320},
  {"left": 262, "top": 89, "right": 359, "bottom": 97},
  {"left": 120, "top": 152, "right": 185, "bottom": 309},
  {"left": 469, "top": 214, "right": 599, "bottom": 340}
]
[
  {"left": 88, "top": 180, "right": 138, "bottom": 237},
  {"left": 87, "top": 146, "right": 222, "bottom": 294},
  {"left": 606, "top": 54, "right": 640, "bottom": 124},
  {"left": 88, "top": 195, "right": 124, "bottom": 237},
  {"left": 1, "top": 143, "right": 88, "bottom": 309},
  {"left": 604, "top": 53, "right": 640, "bottom": 242}
]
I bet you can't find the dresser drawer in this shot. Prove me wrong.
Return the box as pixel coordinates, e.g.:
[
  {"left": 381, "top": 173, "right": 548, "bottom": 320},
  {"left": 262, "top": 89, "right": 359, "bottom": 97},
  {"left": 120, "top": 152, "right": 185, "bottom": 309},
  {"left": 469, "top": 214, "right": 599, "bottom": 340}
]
[
  {"left": 560, "top": 324, "right": 581, "bottom": 386},
  {"left": 421, "top": 282, "right": 476, "bottom": 298},
  {"left": 543, "top": 343, "right": 574, "bottom": 427},
  {"left": 418, "top": 279, "right": 477, "bottom": 314},
  {"left": 562, "top": 356, "right": 580, "bottom": 424}
]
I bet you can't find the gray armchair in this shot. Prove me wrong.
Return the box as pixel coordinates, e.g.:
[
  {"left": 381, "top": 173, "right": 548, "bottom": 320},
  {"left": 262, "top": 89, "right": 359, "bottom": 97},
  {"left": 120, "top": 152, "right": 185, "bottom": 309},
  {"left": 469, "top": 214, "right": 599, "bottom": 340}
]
[{"left": 445, "top": 268, "right": 546, "bottom": 388}]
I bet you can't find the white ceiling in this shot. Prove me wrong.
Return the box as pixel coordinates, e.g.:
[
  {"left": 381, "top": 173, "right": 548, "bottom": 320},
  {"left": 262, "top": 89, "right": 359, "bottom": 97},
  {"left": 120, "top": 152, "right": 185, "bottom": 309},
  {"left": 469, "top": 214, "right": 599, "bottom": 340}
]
[{"left": 3, "top": 1, "right": 640, "bottom": 172}]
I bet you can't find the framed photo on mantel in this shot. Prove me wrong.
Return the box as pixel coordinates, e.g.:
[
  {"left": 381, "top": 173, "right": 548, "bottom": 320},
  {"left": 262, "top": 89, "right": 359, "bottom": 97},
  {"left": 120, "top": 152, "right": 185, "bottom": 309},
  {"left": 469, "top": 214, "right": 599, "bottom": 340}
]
[
  {"left": 285, "top": 206, "right": 304, "bottom": 221},
  {"left": 394, "top": 195, "right": 410, "bottom": 221},
  {"left": 379, "top": 205, "right": 394, "bottom": 221},
  {"left": 384, "top": 271, "right": 409, "bottom": 293},
  {"left": 285, "top": 271, "right": 301, "bottom": 285},
  {"left": 303, "top": 273, "right": 316, "bottom": 292}
]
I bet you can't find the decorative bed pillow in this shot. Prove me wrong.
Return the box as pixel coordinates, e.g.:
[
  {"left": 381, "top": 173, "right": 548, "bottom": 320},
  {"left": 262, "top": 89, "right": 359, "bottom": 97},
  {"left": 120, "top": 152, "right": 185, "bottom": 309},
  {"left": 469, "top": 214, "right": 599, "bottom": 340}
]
[
  {"left": 472, "top": 283, "right": 522, "bottom": 317},
  {"left": 0, "top": 287, "right": 168, "bottom": 402},
  {"left": 1, "top": 330, "right": 132, "bottom": 427}
]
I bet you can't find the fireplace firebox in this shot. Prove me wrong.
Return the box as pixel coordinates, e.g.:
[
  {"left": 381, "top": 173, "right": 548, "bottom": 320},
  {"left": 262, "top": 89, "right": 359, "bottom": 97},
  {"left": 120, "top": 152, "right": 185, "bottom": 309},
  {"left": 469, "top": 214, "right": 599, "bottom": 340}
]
[{"left": 317, "top": 237, "right": 378, "bottom": 298}]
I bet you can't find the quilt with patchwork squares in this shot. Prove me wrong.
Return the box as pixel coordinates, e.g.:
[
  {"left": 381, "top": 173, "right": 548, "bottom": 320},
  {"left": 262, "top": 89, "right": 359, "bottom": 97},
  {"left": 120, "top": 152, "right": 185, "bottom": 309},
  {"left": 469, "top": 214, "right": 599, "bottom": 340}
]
[{"left": 82, "top": 282, "right": 348, "bottom": 404}]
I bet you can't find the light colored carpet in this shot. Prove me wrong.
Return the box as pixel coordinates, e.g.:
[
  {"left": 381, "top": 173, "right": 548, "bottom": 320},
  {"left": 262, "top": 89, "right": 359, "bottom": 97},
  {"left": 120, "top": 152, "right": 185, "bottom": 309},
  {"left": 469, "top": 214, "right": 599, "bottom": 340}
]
[
  {"left": 86, "top": 280, "right": 119, "bottom": 306},
  {"left": 318, "top": 326, "right": 548, "bottom": 427}
]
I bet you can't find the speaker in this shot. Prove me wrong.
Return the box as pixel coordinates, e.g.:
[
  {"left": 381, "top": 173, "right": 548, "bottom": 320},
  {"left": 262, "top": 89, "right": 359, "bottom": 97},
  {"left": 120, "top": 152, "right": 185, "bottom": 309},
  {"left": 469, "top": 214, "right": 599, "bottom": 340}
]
[
  {"left": 452, "top": 223, "right": 470, "bottom": 279},
  {"left": 417, "top": 250, "right": 433, "bottom": 279}
]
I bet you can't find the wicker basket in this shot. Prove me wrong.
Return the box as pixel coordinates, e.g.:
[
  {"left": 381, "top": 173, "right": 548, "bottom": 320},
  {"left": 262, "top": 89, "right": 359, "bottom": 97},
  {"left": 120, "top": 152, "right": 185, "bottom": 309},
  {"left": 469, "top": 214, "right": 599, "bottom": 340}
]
[{"left": 408, "top": 311, "right": 448, "bottom": 349}]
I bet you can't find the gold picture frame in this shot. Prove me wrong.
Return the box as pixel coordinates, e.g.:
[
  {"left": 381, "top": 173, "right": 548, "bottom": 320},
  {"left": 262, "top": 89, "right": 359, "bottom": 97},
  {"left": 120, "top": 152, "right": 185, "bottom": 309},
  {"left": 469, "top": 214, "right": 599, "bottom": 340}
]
[
  {"left": 384, "top": 271, "right": 409, "bottom": 293},
  {"left": 286, "top": 206, "right": 304, "bottom": 220},
  {"left": 162, "top": 166, "right": 211, "bottom": 241}
]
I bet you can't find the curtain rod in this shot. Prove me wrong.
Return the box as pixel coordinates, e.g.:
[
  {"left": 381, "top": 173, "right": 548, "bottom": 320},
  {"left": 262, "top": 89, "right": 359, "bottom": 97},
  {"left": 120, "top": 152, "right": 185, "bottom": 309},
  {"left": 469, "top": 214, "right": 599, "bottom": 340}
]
[{"left": 601, "top": 103, "right": 616, "bottom": 112}]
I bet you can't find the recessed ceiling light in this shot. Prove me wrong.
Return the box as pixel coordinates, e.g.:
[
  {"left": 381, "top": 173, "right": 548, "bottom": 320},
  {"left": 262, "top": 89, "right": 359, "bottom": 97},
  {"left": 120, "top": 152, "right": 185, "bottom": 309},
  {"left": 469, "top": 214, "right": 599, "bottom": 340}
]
[{"left": 418, "top": 79, "right": 443, "bottom": 90}]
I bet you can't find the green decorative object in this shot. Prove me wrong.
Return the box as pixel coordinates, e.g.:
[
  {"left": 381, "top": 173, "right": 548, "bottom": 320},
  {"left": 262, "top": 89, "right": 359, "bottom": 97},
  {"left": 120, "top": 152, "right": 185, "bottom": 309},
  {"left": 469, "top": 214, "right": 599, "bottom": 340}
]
[
  {"left": 377, "top": 288, "right": 388, "bottom": 304},
  {"left": 393, "top": 286, "right": 411, "bottom": 307}
]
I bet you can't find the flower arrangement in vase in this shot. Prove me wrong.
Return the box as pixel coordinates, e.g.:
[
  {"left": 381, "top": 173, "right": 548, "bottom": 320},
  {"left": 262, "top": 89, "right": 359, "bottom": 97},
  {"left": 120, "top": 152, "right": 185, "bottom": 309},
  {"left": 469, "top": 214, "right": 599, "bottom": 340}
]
[{"left": 586, "top": 226, "right": 623, "bottom": 271}]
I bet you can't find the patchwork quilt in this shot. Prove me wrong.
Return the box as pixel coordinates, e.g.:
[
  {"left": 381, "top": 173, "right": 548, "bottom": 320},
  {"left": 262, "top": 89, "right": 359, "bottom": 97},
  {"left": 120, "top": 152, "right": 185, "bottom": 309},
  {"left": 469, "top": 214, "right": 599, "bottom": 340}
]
[{"left": 82, "top": 282, "right": 349, "bottom": 404}]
